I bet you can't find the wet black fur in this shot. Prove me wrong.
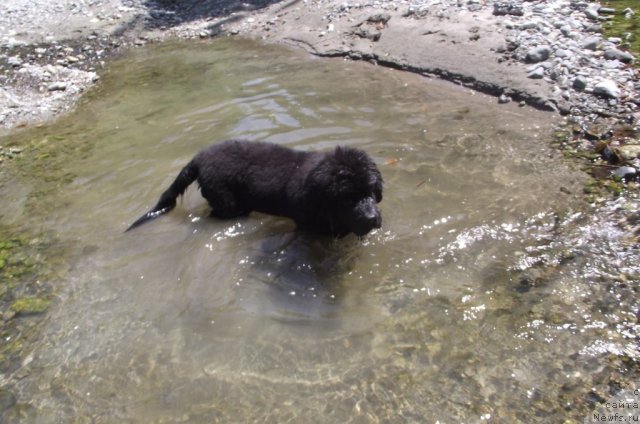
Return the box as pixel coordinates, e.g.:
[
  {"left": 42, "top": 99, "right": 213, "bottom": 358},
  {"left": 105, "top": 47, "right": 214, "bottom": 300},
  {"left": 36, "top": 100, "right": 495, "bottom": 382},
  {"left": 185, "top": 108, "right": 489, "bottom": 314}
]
[{"left": 126, "top": 140, "right": 383, "bottom": 237}]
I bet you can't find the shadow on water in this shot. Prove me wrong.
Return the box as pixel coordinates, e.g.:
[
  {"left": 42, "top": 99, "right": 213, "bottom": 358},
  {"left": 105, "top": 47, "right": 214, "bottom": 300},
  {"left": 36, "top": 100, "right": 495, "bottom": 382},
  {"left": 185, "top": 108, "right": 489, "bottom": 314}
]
[{"left": 232, "top": 230, "right": 359, "bottom": 324}]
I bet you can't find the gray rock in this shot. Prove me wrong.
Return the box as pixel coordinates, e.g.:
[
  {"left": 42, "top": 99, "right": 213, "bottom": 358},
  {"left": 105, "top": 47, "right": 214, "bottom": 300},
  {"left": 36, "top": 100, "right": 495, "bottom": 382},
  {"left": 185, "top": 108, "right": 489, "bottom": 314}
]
[
  {"left": 526, "top": 45, "right": 551, "bottom": 63},
  {"left": 604, "top": 60, "right": 623, "bottom": 70},
  {"left": 613, "top": 166, "right": 636, "bottom": 181},
  {"left": 527, "top": 67, "right": 545, "bottom": 79},
  {"left": 584, "top": 24, "right": 603, "bottom": 33},
  {"left": 603, "top": 48, "right": 635, "bottom": 63},
  {"left": 582, "top": 36, "right": 600, "bottom": 50},
  {"left": 498, "top": 94, "right": 512, "bottom": 104},
  {"left": 7, "top": 56, "right": 22, "bottom": 67},
  {"left": 573, "top": 76, "right": 588, "bottom": 91},
  {"left": 584, "top": 8, "right": 599, "bottom": 20},
  {"left": 493, "top": 2, "right": 524, "bottom": 16},
  {"left": 519, "top": 22, "right": 538, "bottom": 31},
  {"left": 593, "top": 80, "right": 621, "bottom": 98},
  {"left": 617, "top": 144, "right": 640, "bottom": 161},
  {"left": 598, "top": 7, "right": 616, "bottom": 14},
  {"left": 47, "top": 82, "right": 68, "bottom": 91}
]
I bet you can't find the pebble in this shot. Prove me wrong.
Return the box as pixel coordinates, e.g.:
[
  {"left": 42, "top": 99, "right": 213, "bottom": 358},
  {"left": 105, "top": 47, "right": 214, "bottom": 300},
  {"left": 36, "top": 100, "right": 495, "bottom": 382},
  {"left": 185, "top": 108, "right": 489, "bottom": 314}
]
[
  {"left": 573, "top": 76, "right": 588, "bottom": 91},
  {"left": 613, "top": 166, "right": 637, "bottom": 181},
  {"left": 8, "top": 56, "right": 22, "bottom": 67},
  {"left": 581, "top": 36, "right": 600, "bottom": 51},
  {"left": 47, "top": 82, "right": 68, "bottom": 91},
  {"left": 498, "top": 94, "right": 512, "bottom": 104},
  {"left": 527, "top": 66, "right": 545, "bottom": 79}
]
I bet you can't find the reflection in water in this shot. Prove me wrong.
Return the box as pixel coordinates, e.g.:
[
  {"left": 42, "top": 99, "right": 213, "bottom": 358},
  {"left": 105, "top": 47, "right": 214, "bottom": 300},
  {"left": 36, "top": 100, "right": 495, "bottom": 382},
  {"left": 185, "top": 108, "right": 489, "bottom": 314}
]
[{"left": 1, "top": 38, "right": 635, "bottom": 423}]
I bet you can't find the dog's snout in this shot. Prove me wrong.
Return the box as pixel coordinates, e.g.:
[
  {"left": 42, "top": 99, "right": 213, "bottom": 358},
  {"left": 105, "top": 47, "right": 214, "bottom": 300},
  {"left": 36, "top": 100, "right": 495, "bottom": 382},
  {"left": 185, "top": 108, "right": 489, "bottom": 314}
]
[
  {"left": 361, "top": 197, "right": 382, "bottom": 228},
  {"left": 368, "top": 211, "right": 382, "bottom": 228}
]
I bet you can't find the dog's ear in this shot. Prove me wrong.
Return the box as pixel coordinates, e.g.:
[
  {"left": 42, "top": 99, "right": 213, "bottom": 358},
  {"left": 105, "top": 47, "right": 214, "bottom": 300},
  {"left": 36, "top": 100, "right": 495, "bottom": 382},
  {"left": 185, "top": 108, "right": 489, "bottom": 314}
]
[{"left": 372, "top": 172, "right": 383, "bottom": 203}]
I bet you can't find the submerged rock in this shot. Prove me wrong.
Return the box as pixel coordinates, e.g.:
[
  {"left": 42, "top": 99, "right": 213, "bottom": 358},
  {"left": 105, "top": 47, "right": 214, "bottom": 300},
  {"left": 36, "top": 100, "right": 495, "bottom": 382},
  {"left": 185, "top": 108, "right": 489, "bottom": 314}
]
[
  {"left": 0, "top": 389, "right": 16, "bottom": 412},
  {"left": 10, "top": 297, "right": 50, "bottom": 316}
]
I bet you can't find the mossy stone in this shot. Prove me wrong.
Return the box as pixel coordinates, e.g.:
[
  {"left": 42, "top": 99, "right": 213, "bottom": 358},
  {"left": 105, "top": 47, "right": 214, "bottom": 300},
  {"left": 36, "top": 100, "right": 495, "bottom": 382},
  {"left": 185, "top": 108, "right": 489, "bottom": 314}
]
[{"left": 9, "top": 298, "right": 50, "bottom": 316}]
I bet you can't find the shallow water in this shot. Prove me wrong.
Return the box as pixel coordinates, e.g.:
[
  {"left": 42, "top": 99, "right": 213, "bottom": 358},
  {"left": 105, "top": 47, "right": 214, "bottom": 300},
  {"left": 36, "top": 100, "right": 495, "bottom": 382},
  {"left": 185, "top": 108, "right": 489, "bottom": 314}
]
[{"left": 1, "top": 38, "right": 636, "bottom": 422}]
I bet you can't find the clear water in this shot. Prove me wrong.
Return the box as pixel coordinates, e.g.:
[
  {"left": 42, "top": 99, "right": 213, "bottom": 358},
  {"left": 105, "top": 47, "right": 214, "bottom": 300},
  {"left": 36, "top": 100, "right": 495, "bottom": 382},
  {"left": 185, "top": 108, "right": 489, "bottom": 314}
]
[{"left": 2, "top": 38, "right": 636, "bottom": 423}]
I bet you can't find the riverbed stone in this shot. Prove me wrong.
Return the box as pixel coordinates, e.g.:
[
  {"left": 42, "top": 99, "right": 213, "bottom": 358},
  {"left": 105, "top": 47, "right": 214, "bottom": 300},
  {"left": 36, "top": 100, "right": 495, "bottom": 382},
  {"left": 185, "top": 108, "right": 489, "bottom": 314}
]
[
  {"left": 613, "top": 166, "right": 637, "bottom": 181},
  {"left": 47, "top": 82, "right": 68, "bottom": 91},
  {"left": 598, "top": 7, "right": 616, "bottom": 14},
  {"left": 573, "top": 76, "right": 588, "bottom": 91},
  {"left": 498, "top": 94, "right": 511, "bottom": 104},
  {"left": 617, "top": 144, "right": 640, "bottom": 161},
  {"left": 527, "top": 67, "right": 545, "bottom": 79},
  {"left": 493, "top": 2, "right": 524, "bottom": 16},
  {"left": 0, "top": 389, "right": 16, "bottom": 412},
  {"left": 593, "top": 80, "right": 621, "bottom": 99},
  {"left": 525, "top": 45, "right": 551, "bottom": 63},
  {"left": 7, "top": 56, "right": 22, "bottom": 67},
  {"left": 603, "top": 48, "right": 635, "bottom": 64},
  {"left": 581, "top": 36, "right": 600, "bottom": 51},
  {"left": 584, "top": 8, "right": 599, "bottom": 20}
]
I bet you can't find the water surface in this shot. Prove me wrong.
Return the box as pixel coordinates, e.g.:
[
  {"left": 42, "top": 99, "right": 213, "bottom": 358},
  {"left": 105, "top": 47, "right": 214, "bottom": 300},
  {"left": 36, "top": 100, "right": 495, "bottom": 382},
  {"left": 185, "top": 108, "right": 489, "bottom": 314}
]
[{"left": 3, "top": 38, "right": 633, "bottom": 423}]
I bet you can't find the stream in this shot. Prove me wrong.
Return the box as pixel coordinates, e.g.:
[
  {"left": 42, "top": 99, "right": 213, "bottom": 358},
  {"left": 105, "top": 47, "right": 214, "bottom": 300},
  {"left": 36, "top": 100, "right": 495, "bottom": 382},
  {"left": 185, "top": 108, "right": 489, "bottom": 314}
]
[{"left": 1, "top": 38, "right": 638, "bottom": 423}]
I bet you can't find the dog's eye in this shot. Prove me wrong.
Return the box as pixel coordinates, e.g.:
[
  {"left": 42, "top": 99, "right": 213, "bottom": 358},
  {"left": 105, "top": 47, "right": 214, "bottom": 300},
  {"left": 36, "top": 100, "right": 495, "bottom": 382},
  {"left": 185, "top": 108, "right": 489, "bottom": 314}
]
[{"left": 337, "top": 193, "right": 358, "bottom": 205}]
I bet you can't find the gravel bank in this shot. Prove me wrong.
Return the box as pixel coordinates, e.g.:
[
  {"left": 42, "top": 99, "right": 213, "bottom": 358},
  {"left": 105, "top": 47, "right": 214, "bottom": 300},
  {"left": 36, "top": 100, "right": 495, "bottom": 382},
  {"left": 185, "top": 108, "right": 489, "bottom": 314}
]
[{"left": 1, "top": 1, "right": 638, "bottom": 133}]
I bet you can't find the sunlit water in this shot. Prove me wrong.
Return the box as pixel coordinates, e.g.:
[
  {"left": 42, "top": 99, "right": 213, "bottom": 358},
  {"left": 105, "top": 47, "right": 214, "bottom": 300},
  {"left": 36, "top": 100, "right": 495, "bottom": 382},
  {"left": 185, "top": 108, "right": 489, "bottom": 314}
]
[{"left": 1, "top": 38, "right": 637, "bottom": 422}]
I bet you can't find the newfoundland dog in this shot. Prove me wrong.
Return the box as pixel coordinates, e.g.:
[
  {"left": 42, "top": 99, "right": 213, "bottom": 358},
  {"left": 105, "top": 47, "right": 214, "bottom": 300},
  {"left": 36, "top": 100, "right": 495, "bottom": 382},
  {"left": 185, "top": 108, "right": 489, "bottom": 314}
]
[{"left": 126, "top": 140, "right": 383, "bottom": 237}]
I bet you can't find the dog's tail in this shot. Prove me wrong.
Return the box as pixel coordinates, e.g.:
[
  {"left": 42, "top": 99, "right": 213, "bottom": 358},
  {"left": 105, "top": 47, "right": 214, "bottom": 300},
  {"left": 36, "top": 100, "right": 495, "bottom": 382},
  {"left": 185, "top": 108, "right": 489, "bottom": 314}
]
[{"left": 125, "top": 160, "right": 198, "bottom": 232}]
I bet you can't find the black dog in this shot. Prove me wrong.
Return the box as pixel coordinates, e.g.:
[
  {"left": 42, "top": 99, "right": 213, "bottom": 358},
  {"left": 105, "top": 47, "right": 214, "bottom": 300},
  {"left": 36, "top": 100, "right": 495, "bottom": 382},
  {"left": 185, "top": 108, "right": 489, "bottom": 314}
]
[{"left": 126, "top": 140, "right": 383, "bottom": 237}]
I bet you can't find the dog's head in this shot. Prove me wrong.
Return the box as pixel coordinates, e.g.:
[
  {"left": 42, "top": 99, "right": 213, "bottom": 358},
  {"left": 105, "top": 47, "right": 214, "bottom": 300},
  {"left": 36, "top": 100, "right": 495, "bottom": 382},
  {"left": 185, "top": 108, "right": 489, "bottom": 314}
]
[{"left": 306, "top": 146, "right": 383, "bottom": 237}]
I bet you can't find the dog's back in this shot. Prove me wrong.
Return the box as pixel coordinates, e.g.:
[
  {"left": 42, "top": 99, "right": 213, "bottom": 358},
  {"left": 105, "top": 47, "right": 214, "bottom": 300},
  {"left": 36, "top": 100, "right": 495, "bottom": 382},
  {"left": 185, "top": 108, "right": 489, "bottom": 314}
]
[{"left": 126, "top": 140, "right": 382, "bottom": 237}]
